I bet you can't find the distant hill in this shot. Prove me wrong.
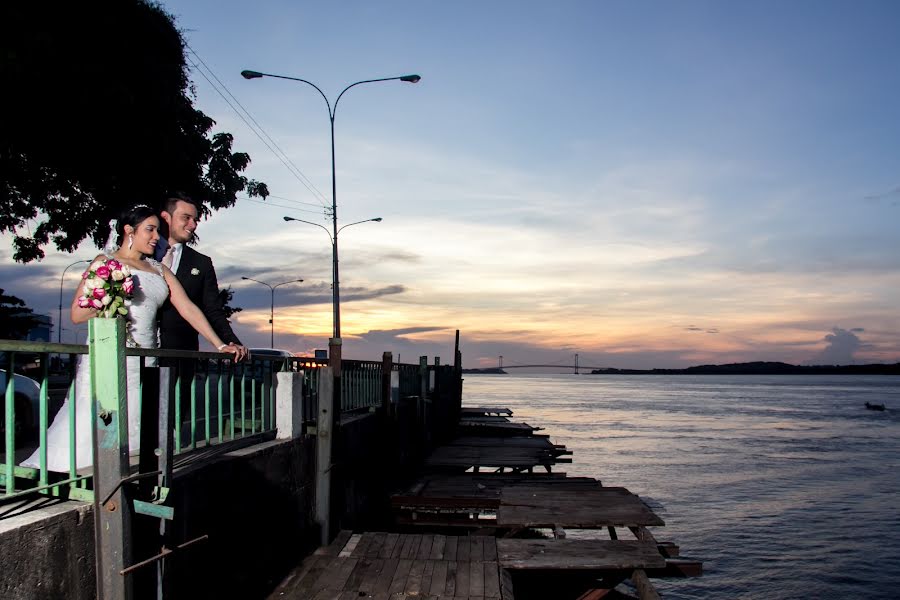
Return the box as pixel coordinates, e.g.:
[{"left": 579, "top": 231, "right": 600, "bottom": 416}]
[
  {"left": 590, "top": 361, "right": 900, "bottom": 375},
  {"left": 461, "top": 367, "right": 508, "bottom": 374}
]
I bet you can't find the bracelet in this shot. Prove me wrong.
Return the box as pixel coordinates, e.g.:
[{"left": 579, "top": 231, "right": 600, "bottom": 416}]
[{"left": 217, "top": 344, "right": 228, "bottom": 351}]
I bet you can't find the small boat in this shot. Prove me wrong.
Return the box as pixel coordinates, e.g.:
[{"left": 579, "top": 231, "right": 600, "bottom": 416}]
[{"left": 865, "top": 402, "right": 886, "bottom": 411}]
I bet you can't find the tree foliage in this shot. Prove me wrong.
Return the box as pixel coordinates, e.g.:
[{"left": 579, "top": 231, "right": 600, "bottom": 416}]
[
  {"left": 0, "top": 289, "right": 38, "bottom": 340},
  {"left": 0, "top": 1, "right": 268, "bottom": 262},
  {"left": 217, "top": 286, "right": 243, "bottom": 322}
]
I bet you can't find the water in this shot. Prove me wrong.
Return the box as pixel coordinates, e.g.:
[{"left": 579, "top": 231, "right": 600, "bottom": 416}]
[{"left": 461, "top": 374, "right": 900, "bottom": 599}]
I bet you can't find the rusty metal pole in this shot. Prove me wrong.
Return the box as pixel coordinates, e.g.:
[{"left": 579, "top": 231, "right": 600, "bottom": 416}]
[{"left": 90, "top": 318, "right": 133, "bottom": 600}]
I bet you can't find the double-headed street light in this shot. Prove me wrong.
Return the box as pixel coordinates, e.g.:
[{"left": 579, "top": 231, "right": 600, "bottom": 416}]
[
  {"left": 282, "top": 216, "right": 381, "bottom": 337},
  {"left": 59, "top": 259, "right": 89, "bottom": 343},
  {"left": 241, "top": 68, "right": 420, "bottom": 338},
  {"left": 240, "top": 277, "right": 304, "bottom": 348}
]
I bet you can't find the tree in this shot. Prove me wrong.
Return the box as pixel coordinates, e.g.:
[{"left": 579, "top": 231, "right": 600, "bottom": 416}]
[
  {"left": 0, "top": 1, "right": 268, "bottom": 263},
  {"left": 0, "top": 289, "right": 39, "bottom": 340},
  {"left": 217, "top": 286, "right": 243, "bottom": 322}
]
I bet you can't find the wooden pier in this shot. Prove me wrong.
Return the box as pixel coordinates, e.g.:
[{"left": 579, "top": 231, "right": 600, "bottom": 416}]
[{"left": 270, "top": 406, "right": 701, "bottom": 599}]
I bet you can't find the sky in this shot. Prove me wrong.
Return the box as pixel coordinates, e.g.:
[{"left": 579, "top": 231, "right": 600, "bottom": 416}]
[{"left": 2, "top": 0, "right": 899, "bottom": 370}]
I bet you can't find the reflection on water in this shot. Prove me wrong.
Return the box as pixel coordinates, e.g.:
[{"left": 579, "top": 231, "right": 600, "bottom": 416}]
[{"left": 463, "top": 374, "right": 900, "bottom": 599}]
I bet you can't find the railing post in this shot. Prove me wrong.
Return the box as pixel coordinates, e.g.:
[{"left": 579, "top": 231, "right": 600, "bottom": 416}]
[
  {"left": 381, "top": 352, "right": 392, "bottom": 417},
  {"left": 90, "top": 317, "right": 132, "bottom": 600},
  {"left": 316, "top": 366, "right": 334, "bottom": 545},
  {"left": 275, "top": 371, "right": 305, "bottom": 440}
]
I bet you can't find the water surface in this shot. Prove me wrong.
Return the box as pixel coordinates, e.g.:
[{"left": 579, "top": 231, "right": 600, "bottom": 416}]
[{"left": 462, "top": 374, "right": 900, "bottom": 599}]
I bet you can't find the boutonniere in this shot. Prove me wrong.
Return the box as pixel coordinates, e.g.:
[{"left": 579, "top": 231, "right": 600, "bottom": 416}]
[{"left": 190, "top": 268, "right": 200, "bottom": 276}]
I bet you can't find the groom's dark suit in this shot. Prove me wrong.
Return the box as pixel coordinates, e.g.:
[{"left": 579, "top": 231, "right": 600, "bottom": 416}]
[{"left": 158, "top": 244, "right": 242, "bottom": 351}]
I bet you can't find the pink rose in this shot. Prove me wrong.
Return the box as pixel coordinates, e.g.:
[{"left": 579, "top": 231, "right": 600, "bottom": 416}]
[
  {"left": 91, "top": 298, "right": 103, "bottom": 309},
  {"left": 77, "top": 297, "right": 92, "bottom": 308},
  {"left": 122, "top": 277, "right": 135, "bottom": 294},
  {"left": 82, "top": 270, "right": 89, "bottom": 279},
  {"left": 96, "top": 265, "right": 111, "bottom": 280},
  {"left": 106, "top": 259, "right": 121, "bottom": 270},
  {"left": 92, "top": 287, "right": 107, "bottom": 300}
]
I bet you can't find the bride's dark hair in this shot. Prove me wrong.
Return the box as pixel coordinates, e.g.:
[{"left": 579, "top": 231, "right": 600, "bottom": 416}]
[{"left": 115, "top": 204, "right": 159, "bottom": 246}]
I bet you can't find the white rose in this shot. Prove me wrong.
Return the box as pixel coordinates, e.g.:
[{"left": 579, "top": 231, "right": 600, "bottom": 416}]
[
  {"left": 90, "top": 260, "right": 105, "bottom": 271},
  {"left": 112, "top": 269, "right": 125, "bottom": 281},
  {"left": 101, "top": 295, "right": 112, "bottom": 306}
]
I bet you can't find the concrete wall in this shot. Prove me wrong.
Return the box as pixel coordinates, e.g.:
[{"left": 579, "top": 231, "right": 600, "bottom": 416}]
[{"left": 0, "top": 436, "right": 317, "bottom": 600}]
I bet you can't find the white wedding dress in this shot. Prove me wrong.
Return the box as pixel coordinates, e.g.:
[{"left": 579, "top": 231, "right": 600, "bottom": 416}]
[{"left": 23, "top": 259, "right": 169, "bottom": 471}]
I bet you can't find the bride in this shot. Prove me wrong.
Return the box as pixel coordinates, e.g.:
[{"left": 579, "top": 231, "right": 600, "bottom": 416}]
[{"left": 23, "top": 204, "right": 244, "bottom": 471}]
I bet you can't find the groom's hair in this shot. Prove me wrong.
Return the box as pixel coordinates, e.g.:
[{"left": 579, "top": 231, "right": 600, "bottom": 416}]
[{"left": 161, "top": 192, "right": 200, "bottom": 217}]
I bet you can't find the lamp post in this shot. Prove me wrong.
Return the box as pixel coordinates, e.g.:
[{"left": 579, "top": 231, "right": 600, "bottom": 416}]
[
  {"left": 241, "top": 68, "right": 419, "bottom": 339},
  {"left": 59, "top": 260, "right": 90, "bottom": 343},
  {"left": 282, "top": 216, "right": 381, "bottom": 336},
  {"left": 240, "top": 277, "right": 304, "bottom": 348}
]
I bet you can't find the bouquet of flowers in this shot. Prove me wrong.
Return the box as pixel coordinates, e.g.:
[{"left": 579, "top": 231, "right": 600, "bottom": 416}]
[{"left": 78, "top": 258, "right": 135, "bottom": 318}]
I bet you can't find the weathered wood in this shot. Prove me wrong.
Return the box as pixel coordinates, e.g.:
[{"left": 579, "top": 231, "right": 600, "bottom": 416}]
[
  {"left": 498, "top": 487, "right": 664, "bottom": 528},
  {"left": 631, "top": 569, "right": 662, "bottom": 600},
  {"left": 497, "top": 539, "right": 665, "bottom": 570},
  {"left": 643, "top": 558, "right": 703, "bottom": 578},
  {"left": 460, "top": 406, "right": 513, "bottom": 416}
]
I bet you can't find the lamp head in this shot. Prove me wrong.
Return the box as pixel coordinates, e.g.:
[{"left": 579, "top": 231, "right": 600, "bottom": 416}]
[
  {"left": 283, "top": 216, "right": 295, "bottom": 222},
  {"left": 372, "top": 218, "right": 383, "bottom": 222},
  {"left": 241, "top": 70, "right": 264, "bottom": 80},
  {"left": 241, "top": 276, "right": 250, "bottom": 280},
  {"left": 400, "top": 74, "right": 421, "bottom": 83}
]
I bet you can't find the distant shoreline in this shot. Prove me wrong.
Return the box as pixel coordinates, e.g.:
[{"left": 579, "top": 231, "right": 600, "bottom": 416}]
[
  {"left": 462, "top": 362, "right": 900, "bottom": 375},
  {"left": 589, "top": 361, "right": 900, "bottom": 375}
]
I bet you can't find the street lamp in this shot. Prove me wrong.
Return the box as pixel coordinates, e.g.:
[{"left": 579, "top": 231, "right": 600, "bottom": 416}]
[
  {"left": 59, "top": 260, "right": 90, "bottom": 343},
  {"left": 282, "top": 216, "right": 382, "bottom": 336},
  {"left": 241, "top": 68, "right": 419, "bottom": 338},
  {"left": 240, "top": 277, "right": 304, "bottom": 348}
]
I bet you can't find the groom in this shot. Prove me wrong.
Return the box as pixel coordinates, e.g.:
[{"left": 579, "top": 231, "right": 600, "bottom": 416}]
[{"left": 157, "top": 194, "right": 247, "bottom": 360}]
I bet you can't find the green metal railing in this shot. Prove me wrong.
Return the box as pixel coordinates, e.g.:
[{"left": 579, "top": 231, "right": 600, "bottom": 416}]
[{"left": 0, "top": 339, "right": 319, "bottom": 504}]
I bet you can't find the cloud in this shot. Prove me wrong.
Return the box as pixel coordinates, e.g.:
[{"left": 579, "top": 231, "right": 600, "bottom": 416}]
[{"left": 812, "top": 327, "right": 870, "bottom": 365}]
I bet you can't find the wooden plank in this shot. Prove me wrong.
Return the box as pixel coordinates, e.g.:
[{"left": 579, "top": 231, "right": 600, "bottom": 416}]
[
  {"left": 356, "top": 558, "right": 385, "bottom": 595},
  {"left": 343, "top": 557, "right": 374, "bottom": 592},
  {"left": 405, "top": 559, "right": 426, "bottom": 595},
  {"left": 316, "top": 530, "right": 353, "bottom": 555},
  {"left": 430, "top": 535, "right": 447, "bottom": 560},
  {"left": 469, "top": 560, "right": 485, "bottom": 597},
  {"left": 454, "top": 559, "right": 470, "bottom": 596},
  {"left": 444, "top": 537, "right": 459, "bottom": 561},
  {"left": 417, "top": 534, "right": 435, "bottom": 560},
  {"left": 339, "top": 533, "right": 363, "bottom": 557},
  {"left": 429, "top": 560, "right": 449, "bottom": 596},
  {"left": 420, "top": 559, "right": 435, "bottom": 595},
  {"left": 387, "top": 558, "right": 413, "bottom": 594},
  {"left": 382, "top": 533, "right": 401, "bottom": 558},
  {"left": 456, "top": 536, "right": 471, "bottom": 562},
  {"left": 498, "top": 487, "right": 664, "bottom": 528},
  {"left": 400, "top": 534, "right": 423, "bottom": 558},
  {"left": 470, "top": 537, "right": 484, "bottom": 561},
  {"left": 372, "top": 558, "right": 399, "bottom": 593},
  {"left": 483, "top": 561, "right": 501, "bottom": 597},
  {"left": 483, "top": 536, "right": 498, "bottom": 560},
  {"left": 499, "top": 567, "right": 515, "bottom": 600},
  {"left": 497, "top": 539, "right": 665, "bottom": 570},
  {"left": 294, "top": 556, "right": 331, "bottom": 596},
  {"left": 444, "top": 560, "right": 458, "bottom": 596},
  {"left": 631, "top": 569, "right": 661, "bottom": 600},
  {"left": 364, "top": 532, "right": 388, "bottom": 558},
  {"left": 311, "top": 556, "right": 358, "bottom": 594}
]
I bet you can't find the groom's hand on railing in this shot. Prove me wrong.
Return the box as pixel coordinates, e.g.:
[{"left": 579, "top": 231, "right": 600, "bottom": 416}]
[{"left": 218, "top": 343, "right": 248, "bottom": 362}]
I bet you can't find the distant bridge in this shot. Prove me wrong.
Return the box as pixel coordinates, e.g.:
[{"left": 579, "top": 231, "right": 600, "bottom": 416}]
[{"left": 490, "top": 355, "right": 606, "bottom": 374}]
